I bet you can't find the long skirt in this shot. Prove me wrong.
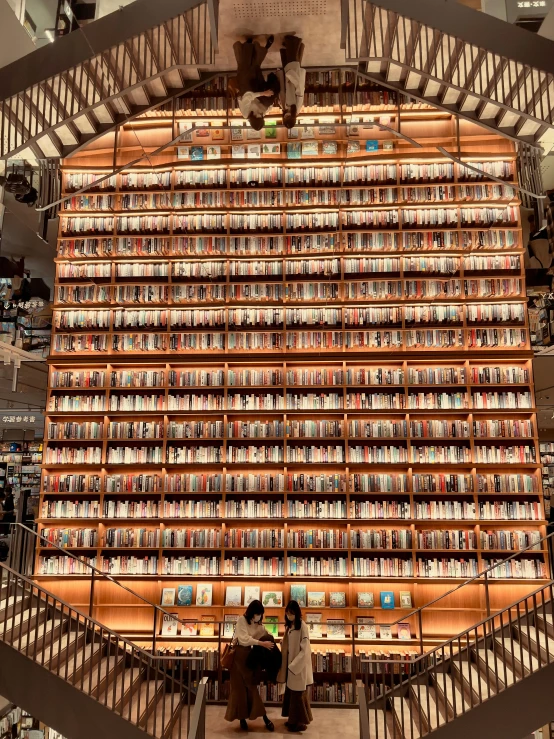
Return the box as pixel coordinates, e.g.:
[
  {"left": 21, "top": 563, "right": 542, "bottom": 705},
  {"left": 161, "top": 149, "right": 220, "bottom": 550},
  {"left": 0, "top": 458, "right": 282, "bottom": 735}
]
[
  {"left": 224, "top": 645, "right": 266, "bottom": 722},
  {"left": 281, "top": 686, "right": 313, "bottom": 726}
]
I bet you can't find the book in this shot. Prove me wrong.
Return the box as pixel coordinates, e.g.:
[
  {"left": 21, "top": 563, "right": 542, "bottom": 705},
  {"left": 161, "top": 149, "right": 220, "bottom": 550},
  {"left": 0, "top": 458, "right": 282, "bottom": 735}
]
[
  {"left": 231, "top": 127, "right": 244, "bottom": 141},
  {"left": 302, "top": 126, "right": 315, "bottom": 139},
  {"left": 212, "top": 128, "right": 224, "bottom": 140},
  {"left": 290, "top": 584, "right": 307, "bottom": 606},
  {"left": 244, "top": 586, "right": 260, "bottom": 606},
  {"left": 247, "top": 144, "right": 261, "bottom": 159},
  {"left": 262, "top": 143, "right": 280, "bottom": 155},
  {"left": 288, "top": 127, "right": 299, "bottom": 139},
  {"left": 366, "top": 140, "right": 379, "bottom": 152},
  {"left": 347, "top": 124, "right": 360, "bottom": 136},
  {"left": 329, "top": 591, "right": 346, "bottom": 608},
  {"left": 161, "top": 612, "right": 179, "bottom": 636},
  {"left": 196, "top": 124, "right": 210, "bottom": 138},
  {"left": 397, "top": 622, "right": 412, "bottom": 640},
  {"left": 191, "top": 147, "right": 204, "bottom": 161},
  {"left": 327, "top": 619, "right": 346, "bottom": 638},
  {"left": 181, "top": 621, "right": 197, "bottom": 637},
  {"left": 383, "top": 140, "right": 394, "bottom": 151},
  {"left": 318, "top": 125, "right": 336, "bottom": 135},
  {"left": 161, "top": 588, "right": 175, "bottom": 606},
  {"left": 287, "top": 143, "right": 302, "bottom": 159},
  {"left": 262, "top": 591, "right": 283, "bottom": 607},
  {"left": 224, "top": 614, "right": 239, "bottom": 638},
  {"left": 302, "top": 141, "right": 318, "bottom": 157},
  {"left": 199, "top": 615, "right": 215, "bottom": 636},
  {"left": 380, "top": 591, "right": 395, "bottom": 609},
  {"left": 379, "top": 115, "right": 392, "bottom": 125},
  {"left": 380, "top": 625, "right": 392, "bottom": 640},
  {"left": 177, "top": 585, "right": 193, "bottom": 606},
  {"left": 196, "top": 584, "right": 213, "bottom": 606},
  {"left": 306, "top": 613, "right": 322, "bottom": 638},
  {"left": 207, "top": 146, "right": 221, "bottom": 160},
  {"left": 399, "top": 591, "right": 413, "bottom": 608},
  {"left": 357, "top": 592, "right": 374, "bottom": 608},
  {"left": 247, "top": 127, "right": 262, "bottom": 140},
  {"left": 265, "top": 123, "right": 277, "bottom": 139},
  {"left": 265, "top": 615, "right": 279, "bottom": 637},
  {"left": 178, "top": 121, "right": 193, "bottom": 141},
  {"left": 232, "top": 145, "right": 246, "bottom": 159},
  {"left": 357, "top": 616, "right": 376, "bottom": 639},
  {"left": 347, "top": 141, "right": 361, "bottom": 154},
  {"left": 225, "top": 586, "right": 242, "bottom": 606},
  {"left": 307, "top": 591, "right": 325, "bottom": 608},
  {"left": 177, "top": 146, "right": 189, "bottom": 160},
  {"left": 322, "top": 141, "right": 338, "bottom": 155}
]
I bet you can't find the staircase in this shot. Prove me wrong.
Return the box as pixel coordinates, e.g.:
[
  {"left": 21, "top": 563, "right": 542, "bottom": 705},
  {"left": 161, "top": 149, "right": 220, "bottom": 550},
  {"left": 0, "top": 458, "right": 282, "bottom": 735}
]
[
  {"left": 0, "top": 533, "right": 205, "bottom": 739},
  {"left": 341, "top": 0, "right": 554, "bottom": 147},
  {"left": 358, "top": 578, "right": 554, "bottom": 738},
  {"left": 0, "top": 0, "right": 218, "bottom": 160}
]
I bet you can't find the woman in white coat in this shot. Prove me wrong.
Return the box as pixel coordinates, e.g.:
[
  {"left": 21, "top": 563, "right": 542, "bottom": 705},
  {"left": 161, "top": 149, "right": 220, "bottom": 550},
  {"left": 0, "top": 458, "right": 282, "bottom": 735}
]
[{"left": 277, "top": 600, "right": 313, "bottom": 732}]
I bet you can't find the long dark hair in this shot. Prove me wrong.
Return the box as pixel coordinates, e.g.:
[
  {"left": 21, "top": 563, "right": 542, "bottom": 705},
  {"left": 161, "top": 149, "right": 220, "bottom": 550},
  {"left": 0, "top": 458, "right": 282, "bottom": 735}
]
[
  {"left": 285, "top": 600, "right": 302, "bottom": 630},
  {"left": 244, "top": 599, "right": 264, "bottom": 624}
]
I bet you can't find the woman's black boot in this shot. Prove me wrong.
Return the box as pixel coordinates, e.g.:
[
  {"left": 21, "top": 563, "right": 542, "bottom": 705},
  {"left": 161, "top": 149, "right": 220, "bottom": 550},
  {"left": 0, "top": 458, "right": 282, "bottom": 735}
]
[
  {"left": 263, "top": 715, "right": 275, "bottom": 732},
  {"left": 240, "top": 719, "right": 248, "bottom": 730}
]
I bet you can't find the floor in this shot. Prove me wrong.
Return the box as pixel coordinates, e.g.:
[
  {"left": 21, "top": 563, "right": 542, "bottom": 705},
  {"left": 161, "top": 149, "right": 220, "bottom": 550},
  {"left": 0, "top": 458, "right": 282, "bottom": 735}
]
[{"left": 206, "top": 705, "right": 359, "bottom": 738}]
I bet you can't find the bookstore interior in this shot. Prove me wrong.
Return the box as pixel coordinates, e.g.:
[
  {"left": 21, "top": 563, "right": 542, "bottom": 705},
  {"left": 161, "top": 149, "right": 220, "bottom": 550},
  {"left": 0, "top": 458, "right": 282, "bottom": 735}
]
[{"left": 5, "top": 66, "right": 554, "bottom": 710}]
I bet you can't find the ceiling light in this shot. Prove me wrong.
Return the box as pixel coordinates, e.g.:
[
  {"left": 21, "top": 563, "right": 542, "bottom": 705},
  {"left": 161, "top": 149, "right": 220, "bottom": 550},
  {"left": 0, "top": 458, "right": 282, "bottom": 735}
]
[{"left": 44, "top": 28, "right": 55, "bottom": 43}]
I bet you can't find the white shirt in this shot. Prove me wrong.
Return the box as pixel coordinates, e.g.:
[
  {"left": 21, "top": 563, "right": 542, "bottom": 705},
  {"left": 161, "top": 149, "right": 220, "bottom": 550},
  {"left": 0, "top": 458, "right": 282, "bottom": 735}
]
[
  {"left": 235, "top": 615, "right": 268, "bottom": 646},
  {"left": 278, "top": 62, "right": 306, "bottom": 110},
  {"left": 238, "top": 92, "right": 270, "bottom": 119}
]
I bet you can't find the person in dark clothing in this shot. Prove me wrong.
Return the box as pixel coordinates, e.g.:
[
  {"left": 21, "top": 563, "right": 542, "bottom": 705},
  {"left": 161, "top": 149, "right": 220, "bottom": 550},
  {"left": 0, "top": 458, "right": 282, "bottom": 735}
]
[
  {"left": 1, "top": 486, "right": 15, "bottom": 535},
  {"left": 225, "top": 600, "right": 276, "bottom": 731},
  {"left": 230, "top": 36, "right": 280, "bottom": 130}
]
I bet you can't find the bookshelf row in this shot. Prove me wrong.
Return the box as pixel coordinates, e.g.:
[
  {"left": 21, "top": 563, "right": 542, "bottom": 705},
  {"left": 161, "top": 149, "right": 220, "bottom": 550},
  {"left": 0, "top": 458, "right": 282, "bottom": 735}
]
[
  {"left": 35, "top": 551, "right": 547, "bottom": 579},
  {"left": 62, "top": 159, "right": 516, "bottom": 194},
  {"left": 46, "top": 360, "right": 534, "bottom": 388},
  {"left": 55, "top": 231, "right": 521, "bottom": 259},
  {"left": 58, "top": 207, "right": 520, "bottom": 236},
  {"left": 61, "top": 186, "right": 519, "bottom": 212},
  {"left": 49, "top": 329, "right": 529, "bottom": 355}
]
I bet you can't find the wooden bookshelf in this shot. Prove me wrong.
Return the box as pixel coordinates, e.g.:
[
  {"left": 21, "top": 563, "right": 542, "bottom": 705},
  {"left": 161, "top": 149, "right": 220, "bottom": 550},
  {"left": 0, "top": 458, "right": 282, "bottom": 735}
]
[{"left": 41, "top": 73, "right": 546, "bottom": 705}]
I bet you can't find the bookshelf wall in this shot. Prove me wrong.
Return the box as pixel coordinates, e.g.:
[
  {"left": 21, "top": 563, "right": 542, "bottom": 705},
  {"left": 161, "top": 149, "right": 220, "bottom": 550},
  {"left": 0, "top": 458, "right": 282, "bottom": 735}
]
[{"left": 41, "top": 73, "right": 546, "bottom": 704}]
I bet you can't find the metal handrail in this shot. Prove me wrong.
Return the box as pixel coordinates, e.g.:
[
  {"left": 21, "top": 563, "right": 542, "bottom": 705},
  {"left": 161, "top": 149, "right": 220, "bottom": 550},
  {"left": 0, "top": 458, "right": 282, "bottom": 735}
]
[
  {"left": 11, "top": 522, "right": 209, "bottom": 637},
  {"left": 187, "top": 677, "right": 209, "bottom": 739},
  {"left": 368, "top": 527, "right": 554, "bottom": 636},
  {"left": 0, "top": 558, "right": 204, "bottom": 738},
  {"left": 360, "top": 578, "right": 554, "bottom": 737}
]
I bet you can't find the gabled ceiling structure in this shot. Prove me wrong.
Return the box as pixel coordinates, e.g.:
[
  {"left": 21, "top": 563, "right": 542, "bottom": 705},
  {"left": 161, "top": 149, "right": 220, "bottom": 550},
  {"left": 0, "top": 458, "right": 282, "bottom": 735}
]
[
  {"left": 1, "top": 0, "right": 554, "bottom": 160},
  {"left": 341, "top": 0, "right": 554, "bottom": 149},
  {"left": 0, "top": 0, "right": 218, "bottom": 160}
]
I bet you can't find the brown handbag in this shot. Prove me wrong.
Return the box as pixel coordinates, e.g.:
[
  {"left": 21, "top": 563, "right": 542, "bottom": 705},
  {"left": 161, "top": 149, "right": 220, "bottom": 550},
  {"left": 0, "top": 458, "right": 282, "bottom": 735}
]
[{"left": 221, "top": 624, "right": 237, "bottom": 670}]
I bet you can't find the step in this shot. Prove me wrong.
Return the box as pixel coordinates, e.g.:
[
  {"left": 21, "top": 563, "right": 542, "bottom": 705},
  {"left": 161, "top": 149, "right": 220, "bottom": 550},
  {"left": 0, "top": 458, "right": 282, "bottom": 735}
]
[
  {"left": 1, "top": 607, "right": 46, "bottom": 641},
  {"left": 454, "top": 659, "right": 494, "bottom": 703},
  {"left": 432, "top": 669, "right": 466, "bottom": 718},
  {"left": 515, "top": 624, "right": 554, "bottom": 663},
  {"left": 535, "top": 612, "right": 554, "bottom": 639},
  {"left": 146, "top": 692, "right": 182, "bottom": 739},
  {"left": 392, "top": 696, "right": 421, "bottom": 739},
  {"left": 16, "top": 615, "right": 68, "bottom": 654},
  {"left": 411, "top": 684, "right": 443, "bottom": 732},
  {"left": 476, "top": 649, "right": 516, "bottom": 690},
  {"left": 494, "top": 637, "right": 538, "bottom": 675}
]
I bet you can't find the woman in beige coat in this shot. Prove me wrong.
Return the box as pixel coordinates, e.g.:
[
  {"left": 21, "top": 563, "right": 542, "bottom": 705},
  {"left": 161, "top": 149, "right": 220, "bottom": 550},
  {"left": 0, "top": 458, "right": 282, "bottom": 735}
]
[{"left": 277, "top": 600, "right": 314, "bottom": 732}]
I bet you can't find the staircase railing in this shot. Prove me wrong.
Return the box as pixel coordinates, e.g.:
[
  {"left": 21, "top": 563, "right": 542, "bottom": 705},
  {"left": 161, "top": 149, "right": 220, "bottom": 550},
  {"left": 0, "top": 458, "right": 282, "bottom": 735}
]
[
  {"left": 357, "top": 527, "right": 554, "bottom": 737},
  {"left": 187, "top": 677, "right": 208, "bottom": 739},
  {"left": 360, "top": 579, "right": 554, "bottom": 737},
  {"left": 0, "top": 558, "right": 203, "bottom": 738},
  {"left": 8, "top": 522, "right": 217, "bottom": 653}
]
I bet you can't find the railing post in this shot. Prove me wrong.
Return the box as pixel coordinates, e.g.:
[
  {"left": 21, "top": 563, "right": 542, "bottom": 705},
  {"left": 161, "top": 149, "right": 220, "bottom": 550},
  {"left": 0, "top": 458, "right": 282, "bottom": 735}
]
[
  {"left": 152, "top": 606, "right": 157, "bottom": 652},
  {"left": 418, "top": 608, "right": 424, "bottom": 655},
  {"left": 88, "top": 570, "right": 95, "bottom": 617},
  {"left": 340, "top": 0, "right": 349, "bottom": 50}
]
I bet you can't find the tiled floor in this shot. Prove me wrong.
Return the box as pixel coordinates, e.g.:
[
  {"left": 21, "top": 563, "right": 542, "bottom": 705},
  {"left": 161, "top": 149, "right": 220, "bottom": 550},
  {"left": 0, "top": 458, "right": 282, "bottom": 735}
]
[{"left": 206, "top": 705, "right": 359, "bottom": 737}]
